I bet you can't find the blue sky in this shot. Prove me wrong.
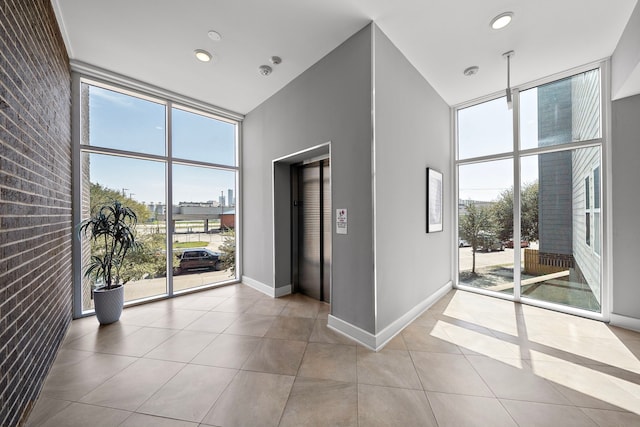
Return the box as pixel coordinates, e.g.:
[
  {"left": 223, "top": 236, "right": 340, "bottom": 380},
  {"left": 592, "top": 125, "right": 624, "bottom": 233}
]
[
  {"left": 458, "top": 93, "right": 539, "bottom": 201},
  {"left": 87, "top": 85, "right": 236, "bottom": 204},
  {"left": 88, "top": 85, "right": 542, "bottom": 205}
]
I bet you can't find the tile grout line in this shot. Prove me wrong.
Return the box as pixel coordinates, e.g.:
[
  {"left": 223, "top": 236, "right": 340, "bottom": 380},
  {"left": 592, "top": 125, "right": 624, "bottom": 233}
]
[
  {"left": 275, "top": 311, "right": 313, "bottom": 427},
  {"left": 404, "top": 330, "right": 443, "bottom": 427}
]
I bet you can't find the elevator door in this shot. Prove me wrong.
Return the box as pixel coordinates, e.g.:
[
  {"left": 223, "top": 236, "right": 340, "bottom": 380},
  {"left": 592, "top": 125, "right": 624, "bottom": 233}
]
[{"left": 297, "top": 159, "right": 331, "bottom": 302}]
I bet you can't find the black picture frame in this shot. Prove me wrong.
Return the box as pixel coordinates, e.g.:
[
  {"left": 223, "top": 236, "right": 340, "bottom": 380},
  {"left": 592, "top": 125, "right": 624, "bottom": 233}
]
[{"left": 426, "top": 168, "right": 443, "bottom": 233}]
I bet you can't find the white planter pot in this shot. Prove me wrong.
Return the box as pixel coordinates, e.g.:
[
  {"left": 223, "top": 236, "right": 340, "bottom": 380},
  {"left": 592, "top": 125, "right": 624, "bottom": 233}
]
[{"left": 94, "top": 285, "right": 124, "bottom": 325}]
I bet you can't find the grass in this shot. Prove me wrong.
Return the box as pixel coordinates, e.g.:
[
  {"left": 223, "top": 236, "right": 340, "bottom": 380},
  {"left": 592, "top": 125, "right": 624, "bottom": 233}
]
[{"left": 174, "top": 241, "right": 209, "bottom": 249}]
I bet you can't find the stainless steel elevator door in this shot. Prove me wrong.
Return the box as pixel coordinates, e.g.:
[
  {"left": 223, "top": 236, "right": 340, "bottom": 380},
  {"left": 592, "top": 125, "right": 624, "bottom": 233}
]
[
  {"left": 297, "top": 160, "right": 330, "bottom": 302},
  {"left": 322, "top": 160, "right": 331, "bottom": 303}
]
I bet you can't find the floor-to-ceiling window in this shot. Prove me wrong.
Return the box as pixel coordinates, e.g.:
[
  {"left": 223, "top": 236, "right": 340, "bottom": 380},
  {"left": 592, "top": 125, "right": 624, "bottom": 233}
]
[
  {"left": 455, "top": 64, "right": 605, "bottom": 316},
  {"left": 74, "top": 78, "right": 239, "bottom": 316}
]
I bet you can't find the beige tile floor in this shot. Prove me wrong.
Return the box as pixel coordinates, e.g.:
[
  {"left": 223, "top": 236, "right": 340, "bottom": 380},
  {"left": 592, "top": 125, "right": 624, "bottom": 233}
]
[{"left": 27, "top": 285, "right": 640, "bottom": 426}]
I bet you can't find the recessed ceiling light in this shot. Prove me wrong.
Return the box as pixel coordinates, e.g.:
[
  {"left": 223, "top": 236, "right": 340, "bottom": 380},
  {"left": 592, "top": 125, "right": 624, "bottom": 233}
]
[
  {"left": 463, "top": 66, "right": 479, "bottom": 76},
  {"left": 207, "top": 30, "right": 222, "bottom": 41},
  {"left": 194, "top": 49, "right": 212, "bottom": 62},
  {"left": 490, "top": 12, "right": 513, "bottom": 30}
]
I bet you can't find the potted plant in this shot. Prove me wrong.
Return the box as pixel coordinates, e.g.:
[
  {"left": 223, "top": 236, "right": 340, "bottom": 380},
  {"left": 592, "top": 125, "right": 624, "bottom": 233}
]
[{"left": 78, "top": 199, "right": 141, "bottom": 324}]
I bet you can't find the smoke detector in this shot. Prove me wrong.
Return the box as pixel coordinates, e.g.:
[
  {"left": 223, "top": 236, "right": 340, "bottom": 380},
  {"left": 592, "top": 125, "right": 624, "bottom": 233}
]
[
  {"left": 258, "top": 65, "right": 273, "bottom": 76},
  {"left": 463, "top": 66, "right": 479, "bottom": 76},
  {"left": 207, "top": 30, "right": 222, "bottom": 41}
]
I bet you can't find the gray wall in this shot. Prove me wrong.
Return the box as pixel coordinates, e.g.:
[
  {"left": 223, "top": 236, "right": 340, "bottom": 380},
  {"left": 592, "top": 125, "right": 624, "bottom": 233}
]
[
  {"left": 612, "top": 1, "right": 640, "bottom": 100},
  {"left": 243, "top": 25, "right": 376, "bottom": 333},
  {"left": 538, "top": 151, "right": 573, "bottom": 256},
  {"left": 611, "top": 94, "right": 640, "bottom": 320},
  {"left": 537, "top": 80, "right": 574, "bottom": 256},
  {"left": 372, "top": 27, "right": 451, "bottom": 331}
]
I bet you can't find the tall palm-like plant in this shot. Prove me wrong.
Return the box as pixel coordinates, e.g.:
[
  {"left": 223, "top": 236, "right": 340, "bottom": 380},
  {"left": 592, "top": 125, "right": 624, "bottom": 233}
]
[{"left": 79, "top": 200, "right": 140, "bottom": 290}]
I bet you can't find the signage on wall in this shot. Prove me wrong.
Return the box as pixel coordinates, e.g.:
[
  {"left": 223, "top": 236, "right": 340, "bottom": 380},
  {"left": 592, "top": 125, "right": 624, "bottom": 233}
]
[{"left": 336, "top": 209, "right": 348, "bottom": 234}]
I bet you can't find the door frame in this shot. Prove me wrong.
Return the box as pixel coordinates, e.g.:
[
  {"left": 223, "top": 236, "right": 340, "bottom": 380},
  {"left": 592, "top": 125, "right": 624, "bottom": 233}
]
[{"left": 272, "top": 142, "right": 331, "bottom": 298}]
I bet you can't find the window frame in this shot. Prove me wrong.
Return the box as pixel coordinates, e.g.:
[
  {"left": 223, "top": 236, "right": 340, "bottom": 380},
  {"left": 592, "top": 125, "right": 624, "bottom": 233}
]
[
  {"left": 71, "top": 73, "right": 242, "bottom": 318},
  {"left": 452, "top": 60, "right": 608, "bottom": 321}
]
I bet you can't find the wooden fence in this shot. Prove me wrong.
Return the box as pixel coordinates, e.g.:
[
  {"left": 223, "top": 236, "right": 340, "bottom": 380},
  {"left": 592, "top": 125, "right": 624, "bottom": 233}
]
[{"left": 523, "top": 249, "right": 572, "bottom": 276}]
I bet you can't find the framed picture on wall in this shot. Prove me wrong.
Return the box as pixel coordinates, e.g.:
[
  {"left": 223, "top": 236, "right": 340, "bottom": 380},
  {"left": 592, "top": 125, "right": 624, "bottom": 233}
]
[{"left": 426, "top": 168, "right": 443, "bottom": 233}]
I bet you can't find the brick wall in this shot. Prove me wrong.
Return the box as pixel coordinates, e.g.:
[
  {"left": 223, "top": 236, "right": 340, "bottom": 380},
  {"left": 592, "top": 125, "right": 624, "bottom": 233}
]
[{"left": 0, "top": 1, "right": 72, "bottom": 425}]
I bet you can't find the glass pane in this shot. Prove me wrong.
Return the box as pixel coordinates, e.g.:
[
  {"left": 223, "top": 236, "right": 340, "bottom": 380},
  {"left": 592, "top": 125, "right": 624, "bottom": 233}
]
[
  {"left": 520, "top": 69, "right": 600, "bottom": 150},
  {"left": 83, "top": 84, "right": 166, "bottom": 155},
  {"left": 172, "top": 164, "right": 237, "bottom": 292},
  {"left": 520, "top": 148, "right": 601, "bottom": 312},
  {"left": 458, "top": 97, "right": 513, "bottom": 159},
  {"left": 172, "top": 107, "right": 236, "bottom": 166},
  {"left": 458, "top": 159, "right": 514, "bottom": 295},
  {"left": 81, "top": 153, "right": 167, "bottom": 312}
]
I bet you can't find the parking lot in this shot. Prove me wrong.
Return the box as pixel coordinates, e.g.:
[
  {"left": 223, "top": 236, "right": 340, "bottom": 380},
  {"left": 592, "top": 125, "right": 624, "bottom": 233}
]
[
  {"left": 123, "top": 269, "right": 234, "bottom": 301},
  {"left": 123, "top": 230, "right": 232, "bottom": 302},
  {"left": 458, "top": 241, "right": 539, "bottom": 271}
]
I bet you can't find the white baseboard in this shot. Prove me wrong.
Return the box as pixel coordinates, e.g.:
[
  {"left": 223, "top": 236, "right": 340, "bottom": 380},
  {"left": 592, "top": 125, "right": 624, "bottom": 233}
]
[
  {"left": 274, "top": 284, "right": 292, "bottom": 297},
  {"left": 328, "top": 280, "right": 453, "bottom": 351},
  {"left": 375, "top": 280, "right": 453, "bottom": 350},
  {"left": 241, "top": 276, "right": 291, "bottom": 298},
  {"left": 327, "top": 315, "right": 377, "bottom": 350},
  {"left": 610, "top": 313, "right": 640, "bottom": 333},
  {"left": 241, "top": 276, "right": 274, "bottom": 297}
]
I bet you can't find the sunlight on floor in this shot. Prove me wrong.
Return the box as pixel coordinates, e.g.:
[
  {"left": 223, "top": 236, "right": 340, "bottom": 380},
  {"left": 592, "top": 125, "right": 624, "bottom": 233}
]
[
  {"left": 28, "top": 286, "right": 640, "bottom": 426},
  {"left": 432, "top": 291, "right": 640, "bottom": 416}
]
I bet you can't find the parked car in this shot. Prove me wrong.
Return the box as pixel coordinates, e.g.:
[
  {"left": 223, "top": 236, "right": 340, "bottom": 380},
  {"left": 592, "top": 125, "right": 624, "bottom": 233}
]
[
  {"left": 459, "top": 239, "right": 470, "bottom": 247},
  {"left": 477, "top": 231, "right": 504, "bottom": 252},
  {"left": 505, "top": 239, "right": 530, "bottom": 248},
  {"left": 176, "top": 248, "right": 222, "bottom": 273}
]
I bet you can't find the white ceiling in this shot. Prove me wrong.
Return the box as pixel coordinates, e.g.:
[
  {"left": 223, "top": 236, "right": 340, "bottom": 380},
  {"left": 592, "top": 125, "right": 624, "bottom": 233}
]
[{"left": 52, "top": 0, "right": 638, "bottom": 115}]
